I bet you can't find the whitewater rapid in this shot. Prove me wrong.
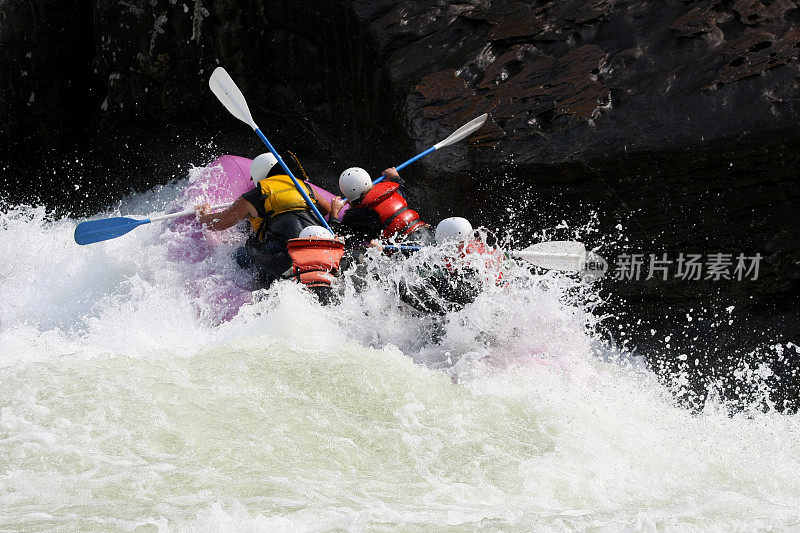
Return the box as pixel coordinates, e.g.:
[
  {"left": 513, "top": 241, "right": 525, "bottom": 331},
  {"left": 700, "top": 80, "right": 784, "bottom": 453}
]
[{"left": 2, "top": 176, "right": 800, "bottom": 531}]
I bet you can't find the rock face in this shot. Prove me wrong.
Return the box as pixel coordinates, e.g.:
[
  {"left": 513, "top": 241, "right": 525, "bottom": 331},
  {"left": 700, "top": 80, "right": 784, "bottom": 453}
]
[
  {"left": 4, "top": 0, "right": 800, "bottom": 178},
  {"left": 2, "top": 0, "right": 799, "bottom": 407},
  {"left": 363, "top": 0, "right": 800, "bottom": 172}
]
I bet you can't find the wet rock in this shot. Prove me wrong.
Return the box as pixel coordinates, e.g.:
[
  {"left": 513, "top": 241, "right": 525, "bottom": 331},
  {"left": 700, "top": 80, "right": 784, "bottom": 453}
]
[{"left": 487, "top": 3, "right": 545, "bottom": 41}]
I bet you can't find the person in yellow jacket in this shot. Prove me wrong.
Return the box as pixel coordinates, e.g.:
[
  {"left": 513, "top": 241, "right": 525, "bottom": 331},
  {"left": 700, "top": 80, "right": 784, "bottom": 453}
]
[{"left": 196, "top": 153, "right": 336, "bottom": 285}]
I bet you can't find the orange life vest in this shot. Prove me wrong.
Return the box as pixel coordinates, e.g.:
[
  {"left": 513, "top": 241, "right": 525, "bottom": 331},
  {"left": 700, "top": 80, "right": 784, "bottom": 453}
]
[
  {"left": 360, "top": 181, "right": 425, "bottom": 239},
  {"left": 286, "top": 237, "right": 346, "bottom": 289}
]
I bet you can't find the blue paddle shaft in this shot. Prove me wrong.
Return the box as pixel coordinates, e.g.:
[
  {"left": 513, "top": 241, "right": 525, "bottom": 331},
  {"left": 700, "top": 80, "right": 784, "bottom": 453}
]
[
  {"left": 254, "top": 128, "right": 332, "bottom": 233},
  {"left": 382, "top": 245, "right": 421, "bottom": 252},
  {"left": 372, "top": 146, "right": 436, "bottom": 185}
]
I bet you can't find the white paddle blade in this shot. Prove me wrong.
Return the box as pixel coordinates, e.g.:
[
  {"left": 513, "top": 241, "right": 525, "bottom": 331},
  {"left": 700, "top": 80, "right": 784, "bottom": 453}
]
[
  {"left": 433, "top": 113, "right": 488, "bottom": 150},
  {"left": 209, "top": 67, "right": 257, "bottom": 130},
  {"left": 512, "top": 241, "right": 587, "bottom": 272}
]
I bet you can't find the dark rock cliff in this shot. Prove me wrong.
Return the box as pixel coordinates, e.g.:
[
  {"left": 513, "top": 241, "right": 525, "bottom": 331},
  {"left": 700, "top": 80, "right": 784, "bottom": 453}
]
[{"left": 2, "top": 0, "right": 799, "bottom": 407}]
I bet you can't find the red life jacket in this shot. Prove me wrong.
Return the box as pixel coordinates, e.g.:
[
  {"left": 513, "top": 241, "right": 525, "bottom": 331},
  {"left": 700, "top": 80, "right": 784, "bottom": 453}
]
[
  {"left": 360, "top": 181, "right": 425, "bottom": 239},
  {"left": 286, "top": 237, "right": 346, "bottom": 289}
]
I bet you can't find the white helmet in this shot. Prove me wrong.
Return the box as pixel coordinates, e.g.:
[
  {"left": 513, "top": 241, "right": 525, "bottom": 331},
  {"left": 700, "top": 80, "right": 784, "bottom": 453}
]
[
  {"left": 250, "top": 153, "right": 278, "bottom": 181},
  {"left": 299, "top": 225, "right": 334, "bottom": 239},
  {"left": 339, "top": 167, "right": 372, "bottom": 201},
  {"left": 435, "top": 217, "right": 473, "bottom": 244}
]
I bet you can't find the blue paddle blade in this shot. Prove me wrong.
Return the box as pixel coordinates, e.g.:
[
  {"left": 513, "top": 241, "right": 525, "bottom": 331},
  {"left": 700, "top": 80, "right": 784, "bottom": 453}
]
[{"left": 74, "top": 217, "right": 150, "bottom": 245}]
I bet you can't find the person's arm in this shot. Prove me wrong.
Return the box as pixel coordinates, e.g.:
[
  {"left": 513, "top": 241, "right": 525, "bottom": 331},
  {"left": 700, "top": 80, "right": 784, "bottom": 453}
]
[
  {"left": 382, "top": 167, "right": 400, "bottom": 181},
  {"left": 367, "top": 239, "right": 386, "bottom": 251},
  {"left": 328, "top": 196, "right": 347, "bottom": 221},
  {"left": 196, "top": 196, "right": 256, "bottom": 231},
  {"left": 381, "top": 167, "right": 409, "bottom": 200},
  {"left": 315, "top": 194, "right": 333, "bottom": 217}
]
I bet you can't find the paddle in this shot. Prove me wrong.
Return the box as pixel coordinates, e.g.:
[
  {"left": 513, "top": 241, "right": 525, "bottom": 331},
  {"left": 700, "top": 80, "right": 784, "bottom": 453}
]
[
  {"left": 379, "top": 240, "right": 587, "bottom": 272},
  {"left": 74, "top": 203, "right": 232, "bottom": 245},
  {"left": 372, "top": 113, "right": 488, "bottom": 185},
  {"left": 509, "top": 241, "right": 587, "bottom": 272},
  {"left": 209, "top": 67, "right": 332, "bottom": 233}
]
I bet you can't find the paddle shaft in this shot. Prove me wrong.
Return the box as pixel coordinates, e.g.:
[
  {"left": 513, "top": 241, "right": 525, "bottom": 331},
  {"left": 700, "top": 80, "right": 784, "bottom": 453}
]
[
  {"left": 381, "top": 247, "right": 583, "bottom": 260},
  {"left": 149, "top": 203, "right": 232, "bottom": 223},
  {"left": 371, "top": 114, "right": 486, "bottom": 185},
  {"left": 372, "top": 147, "right": 436, "bottom": 185},
  {"left": 253, "top": 128, "right": 332, "bottom": 233},
  {"left": 343, "top": 150, "right": 435, "bottom": 206},
  {"left": 380, "top": 243, "right": 585, "bottom": 272},
  {"left": 381, "top": 244, "right": 422, "bottom": 252},
  {"left": 510, "top": 251, "right": 583, "bottom": 261}
]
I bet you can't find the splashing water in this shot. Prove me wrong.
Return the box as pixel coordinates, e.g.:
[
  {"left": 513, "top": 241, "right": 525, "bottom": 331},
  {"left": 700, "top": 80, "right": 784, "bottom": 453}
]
[{"left": 1, "top": 176, "right": 800, "bottom": 531}]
